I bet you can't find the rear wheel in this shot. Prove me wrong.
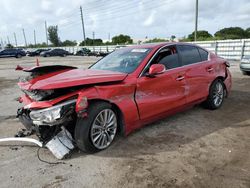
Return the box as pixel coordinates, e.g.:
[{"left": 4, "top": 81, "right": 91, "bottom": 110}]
[
  {"left": 74, "top": 102, "right": 118, "bottom": 153},
  {"left": 203, "top": 79, "right": 225, "bottom": 110},
  {"left": 242, "top": 71, "right": 250, "bottom": 75}
]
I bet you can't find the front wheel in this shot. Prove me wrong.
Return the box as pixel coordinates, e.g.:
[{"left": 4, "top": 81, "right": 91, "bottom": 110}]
[
  {"left": 74, "top": 102, "right": 118, "bottom": 153},
  {"left": 16, "top": 54, "right": 22, "bottom": 58},
  {"left": 203, "top": 79, "right": 225, "bottom": 110}
]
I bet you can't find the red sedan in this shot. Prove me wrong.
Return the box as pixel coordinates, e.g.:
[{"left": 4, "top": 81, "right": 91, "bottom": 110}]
[{"left": 17, "top": 42, "right": 232, "bottom": 156}]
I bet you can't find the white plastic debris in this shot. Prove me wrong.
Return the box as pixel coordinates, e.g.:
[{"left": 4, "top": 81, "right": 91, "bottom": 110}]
[
  {"left": 45, "top": 128, "right": 75, "bottom": 159},
  {"left": 0, "top": 137, "right": 43, "bottom": 147}
]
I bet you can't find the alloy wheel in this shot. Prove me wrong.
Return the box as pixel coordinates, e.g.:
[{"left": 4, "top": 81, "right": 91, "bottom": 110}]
[
  {"left": 213, "top": 82, "right": 224, "bottom": 107},
  {"left": 90, "top": 109, "right": 117, "bottom": 149}
]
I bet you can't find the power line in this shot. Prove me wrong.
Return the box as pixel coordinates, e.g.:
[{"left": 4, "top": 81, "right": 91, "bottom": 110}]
[{"left": 84, "top": 1, "right": 174, "bottom": 23}]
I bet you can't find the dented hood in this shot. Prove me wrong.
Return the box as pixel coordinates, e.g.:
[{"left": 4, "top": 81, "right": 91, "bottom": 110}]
[{"left": 19, "top": 69, "right": 127, "bottom": 90}]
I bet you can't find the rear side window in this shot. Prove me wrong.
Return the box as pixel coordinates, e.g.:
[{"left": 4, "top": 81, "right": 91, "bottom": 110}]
[
  {"left": 178, "top": 45, "right": 201, "bottom": 65},
  {"left": 198, "top": 48, "right": 208, "bottom": 61}
]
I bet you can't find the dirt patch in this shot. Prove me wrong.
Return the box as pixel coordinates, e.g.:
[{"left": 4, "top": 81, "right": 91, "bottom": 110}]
[
  {"left": 0, "top": 78, "right": 17, "bottom": 91},
  {"left": 0, "top": 59, "right": 249, "bottom": 188}
]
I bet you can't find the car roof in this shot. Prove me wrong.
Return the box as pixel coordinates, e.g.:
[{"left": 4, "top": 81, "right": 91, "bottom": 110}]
[{"left": 125, "top": 42, "right": 199, "bottom": 50}]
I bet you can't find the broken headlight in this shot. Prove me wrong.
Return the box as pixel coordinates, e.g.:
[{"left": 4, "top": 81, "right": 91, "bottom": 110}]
[{"left": 29, "top": 99, "right": 76, "bottom": 125}]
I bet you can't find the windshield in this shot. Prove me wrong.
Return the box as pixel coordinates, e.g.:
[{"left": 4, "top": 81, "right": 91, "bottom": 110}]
[{"left": 90, "top": 47, "right": 152, "bottom": 73}]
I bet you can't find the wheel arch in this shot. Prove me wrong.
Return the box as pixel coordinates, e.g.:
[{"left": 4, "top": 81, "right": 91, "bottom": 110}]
[{"left": 88, "top": 99, "right": 126, "bottom": 136}]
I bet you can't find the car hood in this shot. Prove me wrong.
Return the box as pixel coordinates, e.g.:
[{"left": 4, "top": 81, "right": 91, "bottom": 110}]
[{"left": 19, "top": 69, "right": 128, "bottom": 90}]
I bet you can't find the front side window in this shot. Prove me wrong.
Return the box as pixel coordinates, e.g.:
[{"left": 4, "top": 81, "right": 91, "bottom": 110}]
[
  {"left": 178, "top": 45, "right": 201, "bottom": 65},
  {"left": 90, "top": 47, "right": 152, "bottom": 73},
  {"left": 143, "top": 46, "right": 180, "bottom": 74},
  {"left": 156, "top": 46, "right": 180, "bottom": 69}
]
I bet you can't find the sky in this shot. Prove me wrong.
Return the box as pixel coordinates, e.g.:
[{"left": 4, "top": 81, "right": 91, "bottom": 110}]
[{"left": 0, "top": 0, "right": 250, "bottom": 45}]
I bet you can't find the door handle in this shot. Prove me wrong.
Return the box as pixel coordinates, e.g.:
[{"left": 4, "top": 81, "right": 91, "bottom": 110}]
[
  {"left": 207, "top": 67, "right": 214, "bottom": 72},
  {"left": 176, "top": 76, "right": 185, "bottom": 81}
]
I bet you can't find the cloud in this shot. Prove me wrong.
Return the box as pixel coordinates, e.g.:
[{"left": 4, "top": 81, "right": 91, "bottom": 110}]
[
  {"left": 0, "top": 0, "right": 249, "bottom": 44},
  {"left": 143, "top": 10, "right": 156, "bottom": 27}
]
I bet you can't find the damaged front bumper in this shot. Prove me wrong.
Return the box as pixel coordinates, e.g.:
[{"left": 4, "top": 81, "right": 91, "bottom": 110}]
[{"left": 16, "top": 99, "right": 78, "bottom": 159}]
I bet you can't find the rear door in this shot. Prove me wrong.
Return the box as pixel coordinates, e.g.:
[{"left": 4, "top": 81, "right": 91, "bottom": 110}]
[
  {"left": 177, "top": 45, "right": 214, "bottom": 103},
  {"left": 135, "top": 45, "right": 187, "bottom": 120}
]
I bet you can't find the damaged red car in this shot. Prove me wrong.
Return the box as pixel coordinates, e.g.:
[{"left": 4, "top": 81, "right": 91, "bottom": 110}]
[{"left": 16, "top": 43, "right": 232, "bottom": 157}]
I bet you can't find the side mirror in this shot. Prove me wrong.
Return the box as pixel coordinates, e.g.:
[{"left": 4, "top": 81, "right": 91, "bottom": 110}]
[{"left": 147, "top": 64, "right": 166, "bottom": 77}]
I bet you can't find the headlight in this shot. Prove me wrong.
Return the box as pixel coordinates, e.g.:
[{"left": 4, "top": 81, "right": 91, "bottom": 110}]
[{"left": 30, "top": 99, "right": 76, "bottom": 125}]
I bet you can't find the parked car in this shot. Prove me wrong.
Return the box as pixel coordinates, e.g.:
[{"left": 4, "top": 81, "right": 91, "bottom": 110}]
[
  {"left": 16, "top": 43, "right": 231, "bottom": 156},
  {"left": 240, "top": 55, "right": 250, "bottom": 75},
  {"left": 0, "top": 48, "right": 26, "bottom": 58},
  {"left": 75, "top": 48, "right": 91, "bottom": 56},
  {"left": 27, "top": 49, "right": 50, "bottom": 56},
  {"left": 40, "top": 49, "right": 71, "bottom": 57},
  {"left": 96, "top": 51, "right": 110, "bottom": 57}
]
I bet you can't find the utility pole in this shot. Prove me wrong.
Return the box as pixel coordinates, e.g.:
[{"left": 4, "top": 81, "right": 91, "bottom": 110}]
[
  {"left": 7, "top": 36, "right": 10, "bottom": 44},
  {"left": 108, "top": 33, "right": 110, "bottom": 42},
  {"left": 34, "top": 29, "right": 37, "bottom": 46},
  {"left": 45, "top": 21, "right": 48, "bottom": 46},
  {"left": 0, "top": 38, "right": 3, "bottom": 49},
  {"left": 80, "top": 6, "right": 86, "bottom": 46},
  {"left": 92, "top": 31, "right": 95, "bottom": 52},
  {"left": 14, "top": 33, "right": 17, "bottom": 47},
  {"left": 194, "top": 0, "right": 198, "bottom": 41},
  {"left": 22, "top": 28, "right": 27, "bottom": 47}
]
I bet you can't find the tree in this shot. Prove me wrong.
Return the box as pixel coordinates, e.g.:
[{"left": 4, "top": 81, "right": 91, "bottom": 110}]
[
  {"left": 170, "top": 35, "right": 176, "bottom": 41},
  {"left": 188, "top": 30, "right": 213, "bottom": 41},
  {"left": 48, "top": 25, "right": 61, "bottom": 46},
  {"left": 112, "top": 34, "right": 133, "bottom": 44},
  {"left": 5, "top": 44, "right": 14, "bottom": 49},
  {"left": 79, "top": 38, "right": 103, "bottom": 46},
  {"left": 214, "top": 27, "right": 248, "bottom": 39},
  {"left": 246, "top": 28, "right": 250, "bottom": 38},
  {"left": 145, "top": 38, "right": 168, "bottom": 43},
  {"left": 61, "top": 40, "right": 77, "bottom": 46}
]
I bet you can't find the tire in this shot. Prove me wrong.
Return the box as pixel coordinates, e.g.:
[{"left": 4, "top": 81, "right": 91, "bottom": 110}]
[
  {"left": 45, "top": 54, "right": 50, "bottom": 57},
  {"left": 74, "top": 102, "right": 118, "bottom": 153},
  {"left": 16, "top": 54, "right": 22, "bottom": 58},
  {"left": 242, "top": 71, "right": 250, "bottom": 75},
  {"left": 203, "top": 79, "right": 225, "bottom": 110}
]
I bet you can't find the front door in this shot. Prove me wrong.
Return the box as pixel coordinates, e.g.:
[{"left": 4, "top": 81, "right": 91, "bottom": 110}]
[{"left": 135, "top": 45, "right": 187, "bottom": 120}]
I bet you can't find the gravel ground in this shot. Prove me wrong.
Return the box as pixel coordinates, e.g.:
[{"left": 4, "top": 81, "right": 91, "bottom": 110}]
[{"left": 0, "top": 56, "right": 249, "bottom": 188}]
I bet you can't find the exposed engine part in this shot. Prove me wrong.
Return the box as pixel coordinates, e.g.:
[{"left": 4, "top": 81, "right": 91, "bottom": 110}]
[
  {"left": 14, "top": 128, "right": 33, "bottom": 137},
  {"left": 45, "top": 127, "right": 75, "bottom": 159},
  {"left": 22, "top": 89, "right": 54, "bottom": 101},
  {"left": 0, "top": 137, "right": 43, "bottom": 147}
]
